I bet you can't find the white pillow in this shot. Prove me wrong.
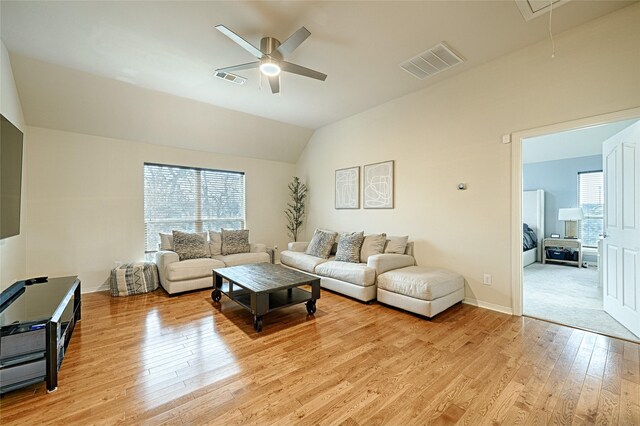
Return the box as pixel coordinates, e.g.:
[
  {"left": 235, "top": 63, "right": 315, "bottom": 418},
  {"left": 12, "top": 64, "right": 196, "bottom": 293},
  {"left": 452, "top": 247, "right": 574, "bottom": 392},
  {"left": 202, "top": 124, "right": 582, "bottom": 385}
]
[
  {"left": 384, "top": 235, "right": 409, "bottom": 254},
  {"left": 209, "top": 230, "right": 222, "bottom": 256},
  {"left": 159, "top": 232, "right": 174, "bottom": 250},
  {"left": 360, "top": 233, "right": 387, "bottom": 262}
]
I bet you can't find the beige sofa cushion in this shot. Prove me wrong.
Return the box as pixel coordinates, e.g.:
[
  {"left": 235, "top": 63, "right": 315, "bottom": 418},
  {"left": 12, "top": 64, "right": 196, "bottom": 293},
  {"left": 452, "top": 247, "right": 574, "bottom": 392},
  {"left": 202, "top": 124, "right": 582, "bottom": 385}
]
[
  {"left": 384, "top": 235, "right": 409, "bottom": 254},
  {"left": 280, "top": 250, "right": 331, "bottom": 273},
  {"left": 360, "top": 233, "right": 387, "bottom": 262},
  {"left": 377, "top": 266, "right": 463, "bottom": 301},
  {"left": 315, "top": 261, "right": 376, "bottom": 287},
  {"left": 213, "top": 252, "right": 270, "bottom": 267},
  {"left": 166, "top": 258, "right": 225, "bottom": 281}
]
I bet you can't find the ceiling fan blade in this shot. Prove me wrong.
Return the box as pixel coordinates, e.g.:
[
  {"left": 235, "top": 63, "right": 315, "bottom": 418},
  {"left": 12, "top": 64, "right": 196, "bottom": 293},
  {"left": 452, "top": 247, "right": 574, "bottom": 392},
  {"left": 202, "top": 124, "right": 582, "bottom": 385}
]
[
  {"left": 280, "top": 61, "right": 327, "bottom": 81},
  {"left": 276, "top": 26, "right": 311, "bottom": 57},
  {"left": 268, "top": 75, "right": 280, "bottom": 94},
  {"left": 215, "top": 24, "right": 263, "bottom": 58},
  {"left": 215, "top": 61, "right": 260, "bottom": 73}
]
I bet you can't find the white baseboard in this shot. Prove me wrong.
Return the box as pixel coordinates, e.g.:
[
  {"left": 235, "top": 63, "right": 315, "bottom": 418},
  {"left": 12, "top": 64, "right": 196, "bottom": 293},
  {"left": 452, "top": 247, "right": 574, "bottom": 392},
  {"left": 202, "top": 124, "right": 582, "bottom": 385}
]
[{"left": 463, "top": 298, "right": 513, "bottom": 315}]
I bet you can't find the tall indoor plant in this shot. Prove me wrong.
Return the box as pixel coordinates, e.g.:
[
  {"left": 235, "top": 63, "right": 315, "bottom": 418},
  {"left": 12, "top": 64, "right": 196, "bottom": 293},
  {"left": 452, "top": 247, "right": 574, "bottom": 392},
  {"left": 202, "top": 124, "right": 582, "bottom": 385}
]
[{"left": 285, "top": 177, "right": 307, "bottom": 242}]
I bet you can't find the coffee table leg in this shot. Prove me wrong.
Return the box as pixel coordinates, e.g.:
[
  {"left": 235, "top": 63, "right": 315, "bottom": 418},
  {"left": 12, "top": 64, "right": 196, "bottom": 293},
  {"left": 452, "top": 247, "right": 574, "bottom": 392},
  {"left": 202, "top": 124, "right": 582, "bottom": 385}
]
[
  {"left": 306, "top": 299, "right": 317, "bottom": 315},
  {"left": 253, "top": 315, "right": 263, "bottom": 332},
  {"left": 212, "top": 274, "right": 222, "bottom": 302}
]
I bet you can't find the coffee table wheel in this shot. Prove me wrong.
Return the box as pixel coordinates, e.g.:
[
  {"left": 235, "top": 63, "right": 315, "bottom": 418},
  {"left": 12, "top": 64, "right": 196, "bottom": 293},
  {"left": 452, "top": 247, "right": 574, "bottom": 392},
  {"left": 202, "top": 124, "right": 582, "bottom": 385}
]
[
  {"left": 211, "top": 289, "right": 222, "bottom": 302},
  {"left": 306, "top": 299, "right": 317, "bottom": 315},
  {"left": 253, "top": 315, "right": 263, "bottom": 332}
]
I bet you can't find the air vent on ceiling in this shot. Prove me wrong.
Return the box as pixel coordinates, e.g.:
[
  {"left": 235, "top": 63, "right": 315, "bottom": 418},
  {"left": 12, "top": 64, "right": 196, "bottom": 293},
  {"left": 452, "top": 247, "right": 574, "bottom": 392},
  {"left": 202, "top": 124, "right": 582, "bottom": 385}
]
[
  {"left": 214, "top": 71, "right": 246, "bottom": 85},
  {"left": 399, "top": 43, "right": 464, "bottom": 80},
  {"left": 515, "top": 0, "right": 569, "bottom": 21}
]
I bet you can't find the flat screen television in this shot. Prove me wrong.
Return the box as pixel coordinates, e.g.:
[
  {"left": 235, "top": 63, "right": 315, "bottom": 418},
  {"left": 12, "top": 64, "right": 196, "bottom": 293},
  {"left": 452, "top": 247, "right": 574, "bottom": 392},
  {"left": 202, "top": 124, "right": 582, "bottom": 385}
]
[{"left": 0, "top": 113, "right": 24, "bottom": 239}]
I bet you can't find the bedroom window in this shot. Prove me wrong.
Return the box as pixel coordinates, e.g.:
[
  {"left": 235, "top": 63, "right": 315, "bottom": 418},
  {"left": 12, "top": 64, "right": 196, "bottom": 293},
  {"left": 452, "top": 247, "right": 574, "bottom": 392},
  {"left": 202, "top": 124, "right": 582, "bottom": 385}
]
[
  {"left": 578, "top": 170, "right": 604, "bottom": 248},
  {"left": 143, "top": 163, "right": 245, "bottom": 253}
]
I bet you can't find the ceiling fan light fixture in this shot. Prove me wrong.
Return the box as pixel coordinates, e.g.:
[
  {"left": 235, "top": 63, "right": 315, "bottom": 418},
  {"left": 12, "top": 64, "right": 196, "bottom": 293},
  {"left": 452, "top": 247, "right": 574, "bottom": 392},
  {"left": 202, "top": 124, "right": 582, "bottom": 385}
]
[{"left": 259, "top": 60, "right": 281, "bottom": 77}]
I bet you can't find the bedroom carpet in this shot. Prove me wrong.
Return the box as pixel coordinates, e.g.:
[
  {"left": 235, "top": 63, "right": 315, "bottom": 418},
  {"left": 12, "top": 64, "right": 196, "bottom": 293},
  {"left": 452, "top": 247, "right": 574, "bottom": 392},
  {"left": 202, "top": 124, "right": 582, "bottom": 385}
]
[{"left": 523, "top": 262, "right": 639, "bottom": 342}]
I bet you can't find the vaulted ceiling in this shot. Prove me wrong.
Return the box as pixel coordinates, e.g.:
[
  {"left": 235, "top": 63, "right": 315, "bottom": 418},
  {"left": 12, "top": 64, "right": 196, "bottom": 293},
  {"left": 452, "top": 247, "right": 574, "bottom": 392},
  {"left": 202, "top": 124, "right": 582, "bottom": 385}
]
[{"left": 1, "top": 1, "right": 634, "bottom": 162}]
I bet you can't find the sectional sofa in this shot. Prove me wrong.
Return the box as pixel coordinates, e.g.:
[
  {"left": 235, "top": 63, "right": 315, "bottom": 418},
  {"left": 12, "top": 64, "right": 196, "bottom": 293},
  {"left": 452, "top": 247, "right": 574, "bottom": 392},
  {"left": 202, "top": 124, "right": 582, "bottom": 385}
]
[{"left": 280, "top": 240, "right": 415, "bottom": 302}]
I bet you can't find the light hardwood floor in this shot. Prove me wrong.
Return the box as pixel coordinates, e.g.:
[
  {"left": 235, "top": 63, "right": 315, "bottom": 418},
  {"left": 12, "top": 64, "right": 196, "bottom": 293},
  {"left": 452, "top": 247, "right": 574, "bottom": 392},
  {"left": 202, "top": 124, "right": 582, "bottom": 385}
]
[{"left": 1, "top": 287, "right": 638, "bottom": 425}]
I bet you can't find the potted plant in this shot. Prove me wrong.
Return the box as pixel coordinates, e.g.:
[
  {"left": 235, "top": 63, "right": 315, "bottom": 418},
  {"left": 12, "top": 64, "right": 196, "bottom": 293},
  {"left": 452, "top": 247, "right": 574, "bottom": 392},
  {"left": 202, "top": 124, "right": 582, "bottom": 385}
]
[{"left": 285, "top": 177, "right": 307, "bottom": 242}]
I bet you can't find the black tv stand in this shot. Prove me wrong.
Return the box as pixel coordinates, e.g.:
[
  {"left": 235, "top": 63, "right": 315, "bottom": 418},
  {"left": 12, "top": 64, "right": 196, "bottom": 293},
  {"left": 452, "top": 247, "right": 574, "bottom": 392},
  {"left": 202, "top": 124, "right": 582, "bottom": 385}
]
[{"left": 0, "top": 276, "right": 81, "bottom": 394}]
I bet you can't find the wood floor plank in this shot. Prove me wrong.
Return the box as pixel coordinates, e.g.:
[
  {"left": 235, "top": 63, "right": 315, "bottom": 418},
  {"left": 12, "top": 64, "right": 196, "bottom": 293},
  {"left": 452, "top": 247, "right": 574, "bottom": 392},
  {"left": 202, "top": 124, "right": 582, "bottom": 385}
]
[{"left": 1, "top": 288, "right": 638, "bottom": 426}]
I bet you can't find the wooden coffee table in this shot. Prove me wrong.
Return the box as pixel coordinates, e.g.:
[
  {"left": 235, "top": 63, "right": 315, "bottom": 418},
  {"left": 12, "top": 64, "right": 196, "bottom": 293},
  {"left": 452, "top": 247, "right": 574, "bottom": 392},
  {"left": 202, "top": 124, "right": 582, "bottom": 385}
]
[{"left": 211, "top": 263, "right": 321, "bottom": 332}]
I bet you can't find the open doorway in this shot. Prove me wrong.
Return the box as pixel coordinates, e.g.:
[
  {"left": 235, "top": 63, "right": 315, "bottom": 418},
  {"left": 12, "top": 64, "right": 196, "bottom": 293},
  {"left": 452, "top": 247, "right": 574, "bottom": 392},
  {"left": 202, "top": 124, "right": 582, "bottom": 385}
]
[{"left": 521, "top": 119, "right": 639, "bottom": 342}]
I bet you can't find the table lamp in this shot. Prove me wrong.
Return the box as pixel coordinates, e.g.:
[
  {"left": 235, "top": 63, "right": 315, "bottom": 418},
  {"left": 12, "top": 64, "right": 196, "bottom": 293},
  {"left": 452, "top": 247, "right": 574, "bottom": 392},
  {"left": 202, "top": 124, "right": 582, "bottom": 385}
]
[{"left": 558, "top": 207, "right": 584, "bottom": 239}]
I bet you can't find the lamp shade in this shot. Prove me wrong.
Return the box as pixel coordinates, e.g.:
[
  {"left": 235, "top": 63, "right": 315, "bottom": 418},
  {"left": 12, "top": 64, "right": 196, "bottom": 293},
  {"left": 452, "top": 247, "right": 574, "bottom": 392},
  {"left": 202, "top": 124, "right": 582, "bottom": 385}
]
[{"left": 558, "top": 208, "right": 584, "bottom": 221}]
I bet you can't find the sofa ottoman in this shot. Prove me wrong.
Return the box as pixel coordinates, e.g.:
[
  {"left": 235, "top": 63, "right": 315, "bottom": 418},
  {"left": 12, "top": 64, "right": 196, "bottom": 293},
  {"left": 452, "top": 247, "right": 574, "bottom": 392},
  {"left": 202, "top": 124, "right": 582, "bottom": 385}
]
[{"left": 377, "top": 266, "right": 464, "bottom": 318}]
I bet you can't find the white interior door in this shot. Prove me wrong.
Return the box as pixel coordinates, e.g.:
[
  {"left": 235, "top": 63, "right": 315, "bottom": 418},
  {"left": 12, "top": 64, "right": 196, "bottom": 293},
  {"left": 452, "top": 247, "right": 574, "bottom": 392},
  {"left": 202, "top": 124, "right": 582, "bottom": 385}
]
[{"left": 602, "top": 126, "right": 640, "bottom": 337}]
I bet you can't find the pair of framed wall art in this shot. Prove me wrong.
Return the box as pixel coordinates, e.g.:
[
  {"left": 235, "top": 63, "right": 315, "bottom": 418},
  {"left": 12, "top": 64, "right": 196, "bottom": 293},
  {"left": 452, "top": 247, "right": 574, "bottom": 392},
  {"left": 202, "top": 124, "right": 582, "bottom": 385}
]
[{"left": 335, "top": 160, "right": 394, "bottom": 209}]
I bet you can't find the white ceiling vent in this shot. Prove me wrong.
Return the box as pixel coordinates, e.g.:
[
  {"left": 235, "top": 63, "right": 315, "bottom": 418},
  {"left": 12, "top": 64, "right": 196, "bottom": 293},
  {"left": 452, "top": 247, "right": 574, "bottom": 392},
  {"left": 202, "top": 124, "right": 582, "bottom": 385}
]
[
  {"left": 214, "top": 71, "right": 246, "bottom": 85},
  {"left": 399, "top": 43, "right": 464, "bottom": 80},
  {"left": 515, "top": 0, "right": 570, "bottom": 21}
]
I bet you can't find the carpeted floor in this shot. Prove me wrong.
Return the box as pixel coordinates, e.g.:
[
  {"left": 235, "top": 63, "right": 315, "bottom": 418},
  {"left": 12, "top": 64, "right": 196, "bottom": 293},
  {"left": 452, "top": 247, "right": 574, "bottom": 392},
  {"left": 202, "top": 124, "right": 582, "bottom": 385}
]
[{"left": 523, "top": 262, "right": 639, "bottom": 342}]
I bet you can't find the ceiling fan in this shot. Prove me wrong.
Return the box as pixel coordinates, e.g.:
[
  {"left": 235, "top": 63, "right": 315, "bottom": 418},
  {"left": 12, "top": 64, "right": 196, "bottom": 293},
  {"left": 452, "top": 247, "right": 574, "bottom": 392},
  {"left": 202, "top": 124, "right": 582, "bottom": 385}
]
[{"left": 214, "top": 24, "right": 327, "bottom": 94}]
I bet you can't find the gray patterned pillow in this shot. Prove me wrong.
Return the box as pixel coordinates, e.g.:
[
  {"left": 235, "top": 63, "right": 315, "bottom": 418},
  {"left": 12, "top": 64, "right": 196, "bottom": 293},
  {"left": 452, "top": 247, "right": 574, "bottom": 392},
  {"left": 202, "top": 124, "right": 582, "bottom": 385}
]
[
  {"left": 335, "top": 232, "right": 365, "bottom": 263},
  {"left": 172, "top": 231, "right": 210, "bottom": 261},
  {"left": 306, "top": 229, "right": 337, "bottom": 259},
  {"left": 221, "top": 229, "right": 250, "bottom": 255}
]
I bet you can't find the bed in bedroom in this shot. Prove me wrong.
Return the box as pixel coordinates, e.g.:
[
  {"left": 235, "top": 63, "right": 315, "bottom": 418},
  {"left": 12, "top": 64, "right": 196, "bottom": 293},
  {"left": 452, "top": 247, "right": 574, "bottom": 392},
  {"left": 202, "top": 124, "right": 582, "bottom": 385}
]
[{"left": 522, "top": 189, "right": 545, "bottom": 267}]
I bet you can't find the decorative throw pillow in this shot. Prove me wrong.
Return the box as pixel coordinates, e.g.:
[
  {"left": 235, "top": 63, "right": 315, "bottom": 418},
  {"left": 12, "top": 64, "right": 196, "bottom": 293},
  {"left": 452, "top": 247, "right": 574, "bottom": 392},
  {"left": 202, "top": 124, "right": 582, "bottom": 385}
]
[
  {"left": 306, "top": 228, "right": 337, "bottom": 259},
  {"left": 172, "top": 231, "right": 210, "bottom": 260},
  {"left": 360, "top": 233, "right": 387, "bottom": 262},
  {"left": 209, "top": 230, "right": 222, "bottom": 256},
  {"left": 335, "top": 232, "right": 365, "bottom": 263},
  {"left": 221, "top": 229, "right": 250, "bottom": 255},
  {"left": 385, "top": 235, "right": 409, "bottom": 254},
  {"left": 159, "top": 232, "right": 174, "bottom": 250}
]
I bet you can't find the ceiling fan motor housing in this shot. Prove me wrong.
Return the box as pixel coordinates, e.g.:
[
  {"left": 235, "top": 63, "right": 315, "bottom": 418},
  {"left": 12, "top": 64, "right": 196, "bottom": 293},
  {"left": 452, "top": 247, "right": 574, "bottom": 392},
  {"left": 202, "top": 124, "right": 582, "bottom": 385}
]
[{"left": 260, "top": 37, "right": 282, "bottom": 59}]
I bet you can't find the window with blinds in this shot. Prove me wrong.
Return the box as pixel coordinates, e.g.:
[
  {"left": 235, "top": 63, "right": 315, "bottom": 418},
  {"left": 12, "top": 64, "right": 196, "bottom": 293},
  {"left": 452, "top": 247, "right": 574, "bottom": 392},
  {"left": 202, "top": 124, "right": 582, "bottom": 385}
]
[
  {"left": 144, "top": 163, "right": 245, "bottom": 252},
  {"left": 578, "top": 170, "right": 604, "bottom": 248}
]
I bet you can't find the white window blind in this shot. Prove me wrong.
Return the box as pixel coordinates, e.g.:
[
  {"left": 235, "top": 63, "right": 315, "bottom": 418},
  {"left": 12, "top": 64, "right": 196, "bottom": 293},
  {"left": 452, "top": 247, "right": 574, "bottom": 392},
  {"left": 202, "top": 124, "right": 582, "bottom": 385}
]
[
  {"left": 578, "top": 170, "right": 604, "bottom": 248},
  {"left": 144, "top": 163, "right": 245, "bottom": 252}
]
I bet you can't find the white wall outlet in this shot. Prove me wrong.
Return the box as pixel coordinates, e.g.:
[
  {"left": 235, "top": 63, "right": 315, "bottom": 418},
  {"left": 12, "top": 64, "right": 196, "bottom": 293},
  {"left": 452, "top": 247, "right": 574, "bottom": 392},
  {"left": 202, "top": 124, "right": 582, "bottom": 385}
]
[
  {"left": 483, "top": 273, "right": 492, "bottom": 285},
  {"left": 502, "top": 134, "right": 511, "bottom": 144}
]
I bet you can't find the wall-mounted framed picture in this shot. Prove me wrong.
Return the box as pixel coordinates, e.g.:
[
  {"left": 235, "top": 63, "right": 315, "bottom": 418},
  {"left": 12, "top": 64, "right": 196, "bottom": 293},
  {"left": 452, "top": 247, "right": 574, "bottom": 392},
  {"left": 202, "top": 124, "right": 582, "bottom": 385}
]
[
  {"left": 363, "top": 160, "right": 394, "bottom": 209},
  {"left": 335, "top": 166, "right": 360, "bottom": 209}
]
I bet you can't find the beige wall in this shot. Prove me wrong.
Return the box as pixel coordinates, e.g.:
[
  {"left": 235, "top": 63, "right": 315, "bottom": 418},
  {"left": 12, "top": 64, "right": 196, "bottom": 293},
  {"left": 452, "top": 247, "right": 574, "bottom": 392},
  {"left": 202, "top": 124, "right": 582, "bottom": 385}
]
[
  {"left": 25, "top": 126, "right": 296, "bottom": 292},
  {"left": 296, "top": 5, "right": 640, "bottom": 312},
  {"left": 0, "top": 40, "right": 27, "bottom": 292}
]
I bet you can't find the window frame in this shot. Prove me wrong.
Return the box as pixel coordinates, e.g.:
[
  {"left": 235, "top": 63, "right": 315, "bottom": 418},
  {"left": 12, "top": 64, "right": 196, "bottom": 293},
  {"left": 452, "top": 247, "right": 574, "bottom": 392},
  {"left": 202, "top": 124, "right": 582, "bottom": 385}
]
[
  {"left": 577, "top": 169, "right": 604, "bottom": 248},
  {"left": 143, "top": 162, "right": 246, "bottom": 254}
]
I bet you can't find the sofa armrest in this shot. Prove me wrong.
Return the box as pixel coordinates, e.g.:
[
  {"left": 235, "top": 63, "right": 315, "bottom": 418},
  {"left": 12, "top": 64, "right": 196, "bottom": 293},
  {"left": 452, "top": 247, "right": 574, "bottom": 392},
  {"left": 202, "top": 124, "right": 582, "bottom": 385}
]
[
  {"left": 367, "top": 254, "right": 416, "bottom": 275},
  {"left": 250, "top": 243, "right": 267, "bottom": 253},
  {"left": 155, "top": 250, "right": 179, "bottom": 286},
  {"left": 288, "top": 242, "right": 309, "bottom": 252}
]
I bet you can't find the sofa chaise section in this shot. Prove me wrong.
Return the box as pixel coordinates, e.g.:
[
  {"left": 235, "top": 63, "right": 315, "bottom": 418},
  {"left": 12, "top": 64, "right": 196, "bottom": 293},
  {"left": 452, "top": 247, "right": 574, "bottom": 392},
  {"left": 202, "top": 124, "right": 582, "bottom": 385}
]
[{"left": 377, "top": 266, "right": 464, "bottom": 318}]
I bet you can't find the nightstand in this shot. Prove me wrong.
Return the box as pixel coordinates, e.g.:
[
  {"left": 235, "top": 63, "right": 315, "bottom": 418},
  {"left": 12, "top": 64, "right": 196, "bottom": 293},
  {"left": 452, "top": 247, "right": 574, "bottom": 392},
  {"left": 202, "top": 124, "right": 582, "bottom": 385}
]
[{"left": 542, "top": 238, "right": 582, "bottom": 268}]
